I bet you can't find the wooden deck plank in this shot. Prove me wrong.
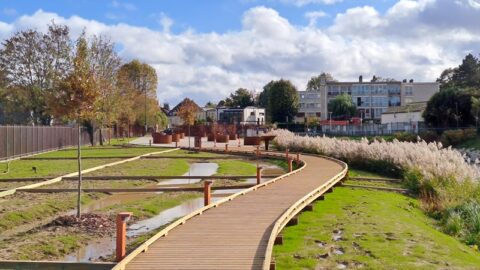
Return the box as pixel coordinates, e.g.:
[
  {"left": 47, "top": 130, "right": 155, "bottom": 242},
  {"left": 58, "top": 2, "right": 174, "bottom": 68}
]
[{"left": 117, "top": 148, "right": 346, "bottom": 270}]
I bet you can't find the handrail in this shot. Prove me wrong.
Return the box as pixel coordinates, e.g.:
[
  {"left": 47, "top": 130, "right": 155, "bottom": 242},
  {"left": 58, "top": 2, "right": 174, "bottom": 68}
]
[
  {"left": 261, "top": 154, "right": 348, "bottom": 269},
  {"left": 111, "top": 149, "right": 308, "bottom": 270}
]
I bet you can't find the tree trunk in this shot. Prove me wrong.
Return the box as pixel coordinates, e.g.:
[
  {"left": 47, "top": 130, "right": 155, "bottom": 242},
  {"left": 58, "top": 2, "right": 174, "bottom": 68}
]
[
  {"left": 76, "top": 124, "right": 82, "bottom": 218},
  {"left": 99, "top": 127, "right": 104, "bottom": 146},
  {"left": 188, "top": 124, "right": 191, "bottom": 149}
]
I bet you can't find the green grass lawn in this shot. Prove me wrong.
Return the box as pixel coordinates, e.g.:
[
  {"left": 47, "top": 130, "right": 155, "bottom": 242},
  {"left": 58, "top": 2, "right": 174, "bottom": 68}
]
[
  {"left": 85, "top": 158, "right": 190, "bottom": 176},
  {"left": 106, "top": 137, "right": 138, "bottom": 145},
  {"left": 274, "top": 187, "right": 480, "bottom": 270},
  {"left": 0, "top": 159, "right": 122, "bottom": 179},
  {"left": 35, "top": 146, "right": 165, "bottom": 158},
  {"left": 348, "top": 168, "right": 393, "bottom": 179},
  {"left": 457, "top": 136, "right": 480, "bottom": 150},
  {"left": 153, "top": 149, "right": 223, "bottom": 158},
  {"left": 214, "top": 159, "right": 257, "bottom": 176}
]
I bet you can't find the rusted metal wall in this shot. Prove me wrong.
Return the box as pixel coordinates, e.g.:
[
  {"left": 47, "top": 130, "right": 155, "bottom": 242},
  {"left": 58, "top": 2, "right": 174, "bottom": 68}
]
[{"left": 0, "top": 125, "right": 97, "bottom": 161}]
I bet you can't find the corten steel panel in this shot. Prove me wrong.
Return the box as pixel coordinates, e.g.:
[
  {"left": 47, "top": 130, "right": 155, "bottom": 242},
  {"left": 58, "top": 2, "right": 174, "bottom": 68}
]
[
  {"left": 22, "top": 126, "right": 28, "bottom": 156},
  {"left": 32, "top": 127, "right": 37, "bottom": 153},
  {"left": 7, "top": 126, "right": 13, "bottom": 158},
  {"left": 13, "top": 126, "right": 20, "bottom": 158},
  {"left": 0, "top": 127, "right": 6, "bottom": 159}
]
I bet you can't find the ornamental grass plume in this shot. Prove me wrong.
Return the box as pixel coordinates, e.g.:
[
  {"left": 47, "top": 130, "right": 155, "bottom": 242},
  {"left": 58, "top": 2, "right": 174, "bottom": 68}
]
[{"left": 271, "top": 129, "right": 480, "bottom": 210}]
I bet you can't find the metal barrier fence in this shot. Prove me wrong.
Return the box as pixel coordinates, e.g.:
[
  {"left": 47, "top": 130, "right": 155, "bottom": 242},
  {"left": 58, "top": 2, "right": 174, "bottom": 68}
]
[{"left": 0, "top": 125, "right": 92, "bottom": 161}]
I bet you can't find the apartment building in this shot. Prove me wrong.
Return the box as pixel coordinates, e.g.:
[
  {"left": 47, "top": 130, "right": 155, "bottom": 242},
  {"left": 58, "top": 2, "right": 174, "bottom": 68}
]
[{"left": 296, "top": 73, "right": 439, "bottom": 122}]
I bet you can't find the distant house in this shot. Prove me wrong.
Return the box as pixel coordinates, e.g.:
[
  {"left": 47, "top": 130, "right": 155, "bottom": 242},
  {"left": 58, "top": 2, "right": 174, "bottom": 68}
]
[
  {"left": 167, "top": 98, "right": 205, "bottom": 126},
  {"left": 207, "top": 107, "right": 265, "bottom": 125},
  {"left": 381, "top": 102, "right": 427, "bottom": 133}
]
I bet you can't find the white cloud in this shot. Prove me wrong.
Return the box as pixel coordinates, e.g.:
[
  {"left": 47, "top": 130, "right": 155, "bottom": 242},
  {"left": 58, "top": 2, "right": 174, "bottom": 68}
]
[
  {"left": 305, "top": 10, "right": 328, "bottom": 26},
  {"left": 158, "top": 13, "right": 173, "bottom": 33},
  {"left": 0, "top": 1, "right": 479, "bottom": 106},
  {"left": 111, "top": 0, "right": 136, "bottom": 11},
  {"left": 2, "top": 8, "right": 17, "bottom": 16}
]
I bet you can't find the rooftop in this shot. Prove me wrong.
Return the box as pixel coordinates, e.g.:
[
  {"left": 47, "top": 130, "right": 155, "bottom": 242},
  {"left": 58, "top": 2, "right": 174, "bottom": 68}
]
[{"left": 382, "top": 102, "right": 427, "bottom": 115}]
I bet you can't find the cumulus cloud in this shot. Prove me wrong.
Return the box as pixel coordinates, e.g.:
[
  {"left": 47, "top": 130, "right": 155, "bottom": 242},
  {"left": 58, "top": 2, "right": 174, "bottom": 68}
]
[
  {"left": 305, "top": 10, "right": 328, "bottom": 26},
  {"left": 0, "top": 1, "right": 479, "bottom": 106},
  {"left": 111, "top": 0, "right": 136, "bottom": 11}
]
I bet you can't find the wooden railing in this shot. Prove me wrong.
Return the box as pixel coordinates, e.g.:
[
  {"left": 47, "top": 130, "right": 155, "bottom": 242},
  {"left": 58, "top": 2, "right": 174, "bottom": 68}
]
[{"left": 111, "top": 149, "right": 308, "bottom": 270}]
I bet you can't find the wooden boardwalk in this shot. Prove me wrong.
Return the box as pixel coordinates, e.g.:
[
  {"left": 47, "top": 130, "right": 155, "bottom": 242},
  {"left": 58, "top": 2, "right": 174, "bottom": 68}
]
[{"left": 113, "top": 150, "right": 347, "bottom": 270}]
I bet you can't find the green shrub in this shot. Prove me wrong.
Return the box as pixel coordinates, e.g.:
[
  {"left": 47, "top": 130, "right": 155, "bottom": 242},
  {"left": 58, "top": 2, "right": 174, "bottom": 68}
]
[
  {"left": 441, "top": 129, "right": 465, "bottom": 146},
  {"left": 402, "top": 169, "right": 423, "bottom": 194},
  {"left": 418, "top": 130, "right": 439, "bottom": 143},
  {"left": 464, "top": 128, "right": 477, "bottom": 140},
  {"left": 443, "top": 211, "right": 464, "bottom": 236},
  {"left": 393, "top": 132, "right": 417, "bottom": 142}
]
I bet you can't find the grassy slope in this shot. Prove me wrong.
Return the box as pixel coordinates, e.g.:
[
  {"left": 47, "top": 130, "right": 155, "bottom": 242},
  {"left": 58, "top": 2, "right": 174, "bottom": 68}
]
[
  {"left": 274, "top": 187, "right": 480, "bottom": 270},
  {"left": 348, "top": 168, "right": 388, "bottom": 179},
  {"left": 214, "top": 159, "right": 257, "bottom": 176},
  {"left": 36, "top": 146, "right": 164, "bottom": 158},
  {"left": 457, "top": 136, "right": 480, "bottom": 150},
  {"left": 85, "top": 158, "right": 190, "bottom": 176},
  {"left": 0, "top": 159, "right": 122, "bottom": 179}
]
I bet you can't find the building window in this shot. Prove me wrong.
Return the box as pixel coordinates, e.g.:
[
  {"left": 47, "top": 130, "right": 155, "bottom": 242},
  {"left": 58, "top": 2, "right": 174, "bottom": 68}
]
[{"left": 405, "top": 86, "right": 413, "bottom": 96}]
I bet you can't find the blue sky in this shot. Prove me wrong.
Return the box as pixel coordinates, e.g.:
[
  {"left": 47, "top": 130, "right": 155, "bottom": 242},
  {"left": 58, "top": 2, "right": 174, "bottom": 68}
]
[
  {"left": 1, "top": 0, "right": 398, "bottom": 33},
  {"left": 0, "top": 0, "right": 479, "bottom": 106}
]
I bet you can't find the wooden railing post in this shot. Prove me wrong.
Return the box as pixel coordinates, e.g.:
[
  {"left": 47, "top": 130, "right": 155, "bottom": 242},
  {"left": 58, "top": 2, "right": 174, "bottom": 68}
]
[
  {"left": 285, "top": 148, "right": 289, "bottom": 160},
  {"left": 288, "top": 158, "right": 293, "bottom": 173},
  {"left": 175, "top": 141, "right": 178, "bottom": 148},
  {"left": 256, "top": 166, "right": 262, "bottom": 185},
  {"left": 225, "top": 143, "right": 229, "bottom": 152},
  {"left": 204, "top": 180, "right": 213, "bottom": 206},
  {"left": 296, "top": 153, "right": 300, "bottom": 163},
  {"left": 116, "top": 212, "right": 133, "bottom": 262},
  {"left": 256, "top": 146, "right": 260, "bottom": 157}
]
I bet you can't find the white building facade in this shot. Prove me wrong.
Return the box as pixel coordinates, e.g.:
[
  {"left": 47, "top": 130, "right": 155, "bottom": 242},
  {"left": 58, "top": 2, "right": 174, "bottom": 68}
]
[{"left": 296, "top": 74, "right": 439, "bottom": 122}]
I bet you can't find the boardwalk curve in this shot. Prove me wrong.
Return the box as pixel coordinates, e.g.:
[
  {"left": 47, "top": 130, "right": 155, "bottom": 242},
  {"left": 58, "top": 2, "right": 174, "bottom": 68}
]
[{"left": 112, "top": 150, "right": 347, "bottom": 270}]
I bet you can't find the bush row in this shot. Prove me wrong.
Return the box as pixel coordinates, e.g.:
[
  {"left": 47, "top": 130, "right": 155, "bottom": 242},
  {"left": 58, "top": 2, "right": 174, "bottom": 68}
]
[{"left": 390, "top": 128, "right": 477, "bottom": 146}]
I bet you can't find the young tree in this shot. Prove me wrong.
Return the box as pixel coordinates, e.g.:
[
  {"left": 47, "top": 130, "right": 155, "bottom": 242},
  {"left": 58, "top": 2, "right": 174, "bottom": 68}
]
[
  {"left": 423, "top": 88, "right": 473, "bottom": 128},
  {"left": 451, "top": 54, "right": 480, "bottom": 89},
  {"left": 177, "top": 98, "right": 198, "bottom": 148},
  {"left": 471, "top": 96, "right": 480, "bottom": 128},
  {"left": 328, "top": 94, "right": 357, "bottom": 120},
  {"left": 89, "top": 35, "right": 122, "bottom": 144},
  {"left": 229, "top": 88, "right": 254, "bottom": 108},
  {"left": 117, "top": 60, "right": 157, "bottom": 135},
  {"left": 265, "top": 79, "right": 299, "bottom": 123},
  {"left": 306, "top": 73, "right": 334, "bottom": 91},
  {"left": 217, "top": 97, "right": 233, "bottom": 107},
  {"left": 0, "top": 23, "right": 72, "bottom": 124},
  {"left": 48, "top": 33, "right": 98, "bottom": 218}
]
